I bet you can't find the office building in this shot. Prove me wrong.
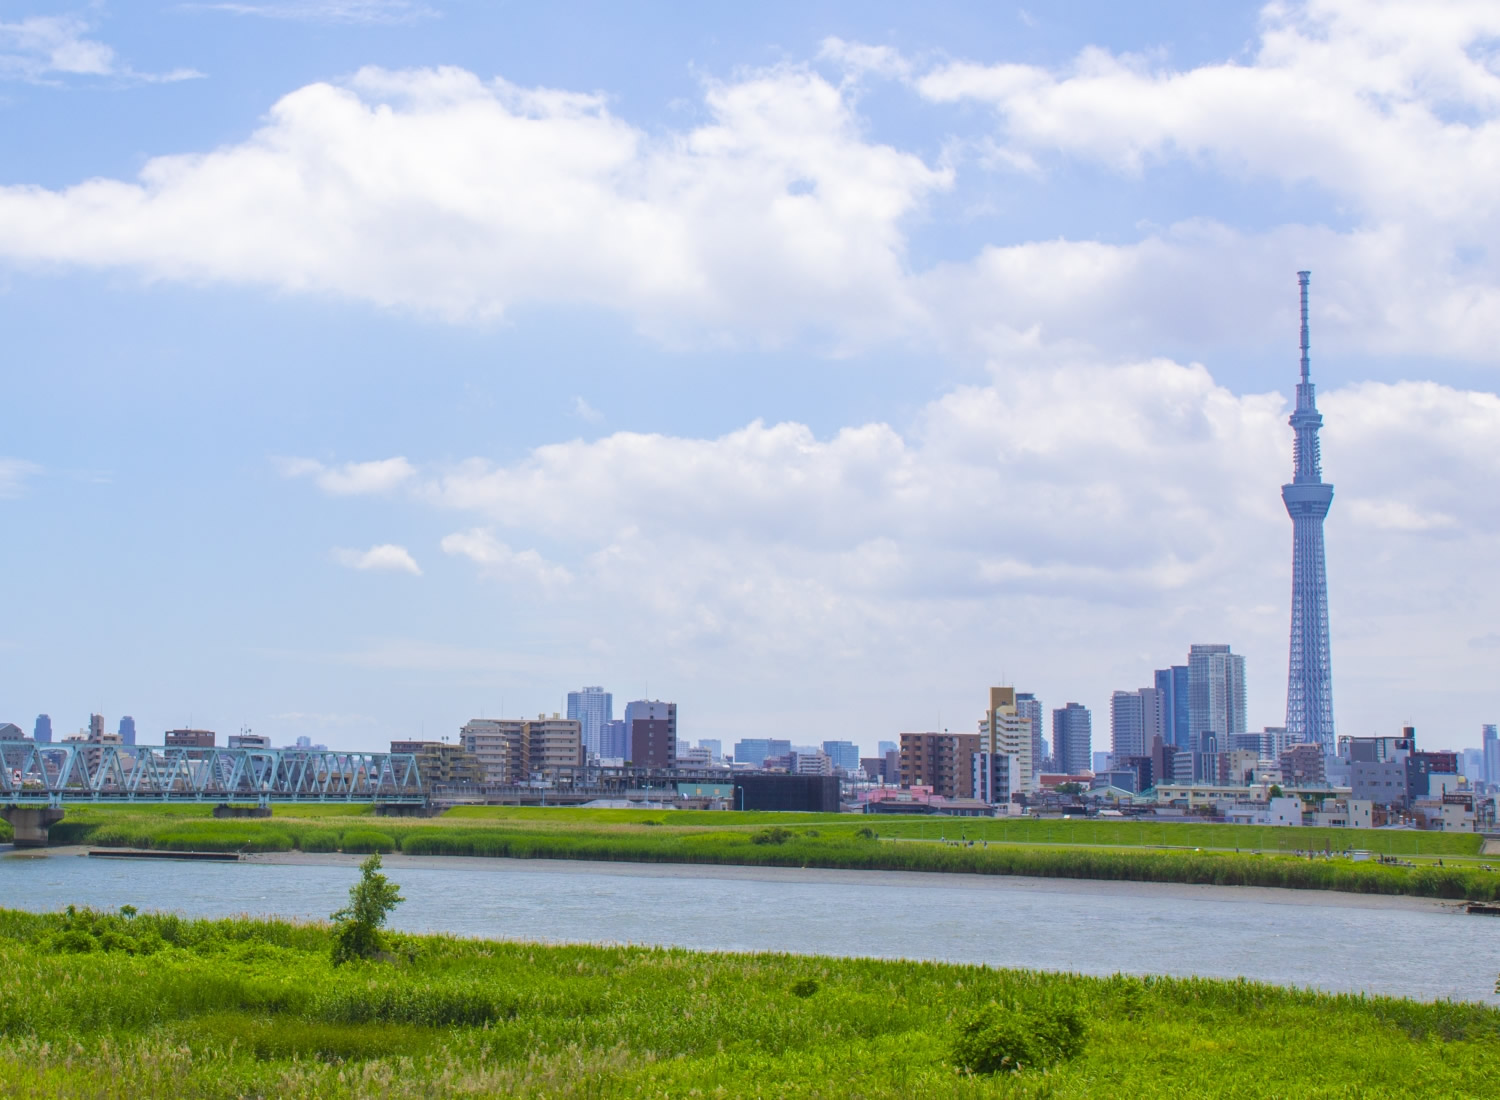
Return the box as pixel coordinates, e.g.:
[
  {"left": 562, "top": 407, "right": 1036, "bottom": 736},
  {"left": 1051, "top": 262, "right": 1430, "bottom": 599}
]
[
  {"left": 1110, "top": 688, "right": 1164, "bottom": 760},
  {"left": 1052, "top": 703, "right": 1092, "bottom": 776},
  {"left": 1188, "top": 644, "right": 1247, "bottom": 745},
  {"left": 117, "top": 716, "right": 136, "bottom": 746},
  {"left": 821, "top": 740, "right": 861, "bottom": 774},
  {"left": 623, "top": 700, "right": 676, "bottom": 768},
  {"left": 566, "top": 686, "right": 613, "bottom": 757},
  {"left": 33, "top": 714, "right": 52, "bottom": 744},
  {"left": 877, "top": 740, "right": 897, "bottom": 756},
  {"left": 1484, "top": 724, "right": 1498, "bottom": 785},
  {"left": 1281, "top": 273, "right": 1338, "bottom": 753},
  {"left": 699, "top": 738, "right": 722, "bottom": 763},
  {"left": 792, "top": 750, "right": 832, "bottom": 776},
  {"left": 900, "top": 732, "right": 980, "bottom": 798},
  {"left": 980, "top": 687, "right": 1033, "bottom": 791},
  {"left": 599, "top": 719, "right": 628, "bottom": 760},
  {"left": 165, "top": 729, "right": 215, "bottom": 749},
  {"left": 227, "top": 731, "right": 271, "bottom": 750},
  {"left": 732, "top": 738, "right": 791, "bottom": 767},
  {"left": 89, "top": 714, "right": 105, "bottom": 740},
  {"left": 1154, "top": 666, "right": 1190, "bottom": 750},
  {"left": 1015, "top": 692, "right": 1044, "bottom": 785}
]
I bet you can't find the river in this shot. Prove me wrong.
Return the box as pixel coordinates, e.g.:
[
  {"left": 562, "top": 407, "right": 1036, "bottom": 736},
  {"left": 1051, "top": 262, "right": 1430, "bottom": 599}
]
[{"left": 3, "top": 849, "right": 1497, "bottom": 1004}]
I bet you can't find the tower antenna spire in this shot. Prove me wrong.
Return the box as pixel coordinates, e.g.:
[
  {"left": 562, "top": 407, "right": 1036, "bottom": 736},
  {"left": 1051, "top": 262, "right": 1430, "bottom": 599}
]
[{"left": 1298, "top": 270, "right": 1311, "bottom": 382}]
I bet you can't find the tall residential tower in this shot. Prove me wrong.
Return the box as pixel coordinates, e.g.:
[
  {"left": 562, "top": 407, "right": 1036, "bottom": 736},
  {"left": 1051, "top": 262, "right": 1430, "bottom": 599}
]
[{"left": 1282, "top": 271, "right": 1336, "bottom": 753}]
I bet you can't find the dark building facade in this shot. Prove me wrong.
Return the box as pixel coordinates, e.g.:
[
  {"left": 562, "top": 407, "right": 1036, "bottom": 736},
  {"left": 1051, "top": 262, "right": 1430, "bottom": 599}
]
[
  {"left": 625, "top": 700, "right": 677, "bottom": 769},
  {"left": 733, "top": 773, "right": 840, "bottom": 813}
]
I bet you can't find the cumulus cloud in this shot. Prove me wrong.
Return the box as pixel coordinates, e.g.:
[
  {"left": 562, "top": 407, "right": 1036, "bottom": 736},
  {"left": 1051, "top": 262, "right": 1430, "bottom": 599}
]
[
  {"left": 278, "top": 456, "right": 415, "bottom": 494},
  {"left": 299, "top": 358, "right": 1499, "bottom": 732},
  {"left": 331, "top": 543, "right": 422, "bottom": 574},
  {"left": 440, "top": 529, "right": 573, "bottom": 589},
  {"left": 0, "top": 64, "right": 946, "bottom": 345},
  {"left": 0, "top": 15, "right": 201, "bottom": 84},
  {"left": 0, "top": 458, "right": 40, "bottom": 499},
  {"left": 2, "top": 4, "right": 1500, "bottom": 358}
]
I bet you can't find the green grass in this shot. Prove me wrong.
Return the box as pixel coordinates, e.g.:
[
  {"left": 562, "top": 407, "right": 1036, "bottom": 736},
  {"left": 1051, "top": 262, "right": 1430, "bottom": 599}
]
[
  {"left": 0, "top": 905, "right": 1495, "bottom": 1098},
  {"left": 25, "top": 804, "right": 1498, "bottom": 901}
]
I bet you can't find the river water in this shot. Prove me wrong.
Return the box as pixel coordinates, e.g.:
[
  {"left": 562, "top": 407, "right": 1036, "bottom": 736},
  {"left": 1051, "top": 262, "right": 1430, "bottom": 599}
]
[{"left": 3, "top": 850, "right": 1498, "bottom": 1004}]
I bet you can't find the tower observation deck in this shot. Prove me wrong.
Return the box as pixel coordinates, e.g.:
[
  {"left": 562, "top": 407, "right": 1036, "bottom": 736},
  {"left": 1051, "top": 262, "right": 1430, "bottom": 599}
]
[{"left": 1282, "top": 271, "right": 1336, "bottom": 753}]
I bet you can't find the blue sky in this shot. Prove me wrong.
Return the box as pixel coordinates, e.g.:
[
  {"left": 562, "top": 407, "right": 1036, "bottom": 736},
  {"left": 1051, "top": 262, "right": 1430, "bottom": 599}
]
[{"left": 2, "top": 0, "right": 1498, "bottom": 755}]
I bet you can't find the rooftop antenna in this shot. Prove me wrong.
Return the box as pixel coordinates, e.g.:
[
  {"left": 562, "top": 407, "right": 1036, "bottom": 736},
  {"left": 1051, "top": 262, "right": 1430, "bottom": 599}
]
[{"left": 1298, "top": 270, "right": 1311, "bottom": 383}]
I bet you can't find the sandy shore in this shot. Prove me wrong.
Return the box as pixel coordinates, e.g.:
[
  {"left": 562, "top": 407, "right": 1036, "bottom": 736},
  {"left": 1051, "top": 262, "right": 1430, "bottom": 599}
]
[{"left": 11, "top": 843, "right": 1460, "bottom": 913}]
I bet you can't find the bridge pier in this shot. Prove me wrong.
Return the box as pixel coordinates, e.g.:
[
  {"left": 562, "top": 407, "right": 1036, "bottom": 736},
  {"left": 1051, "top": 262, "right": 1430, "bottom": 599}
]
[{"left": 1, "top": 806, "right": 66, "bottom": 848}]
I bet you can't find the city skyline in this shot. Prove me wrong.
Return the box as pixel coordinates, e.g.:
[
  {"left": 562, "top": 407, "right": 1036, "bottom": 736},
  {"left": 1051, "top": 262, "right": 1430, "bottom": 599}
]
[{"left": 3, "top": 2, "right": 1498, "bottom": 753}]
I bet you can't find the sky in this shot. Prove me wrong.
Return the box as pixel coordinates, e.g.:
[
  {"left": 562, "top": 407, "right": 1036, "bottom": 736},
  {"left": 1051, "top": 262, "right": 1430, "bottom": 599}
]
[{"left": 2, "top": 0, "right": 1498, "bottom": 756}]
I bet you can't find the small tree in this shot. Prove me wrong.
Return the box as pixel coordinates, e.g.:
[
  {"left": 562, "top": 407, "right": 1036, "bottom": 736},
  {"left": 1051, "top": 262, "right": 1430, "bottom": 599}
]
[
  {"left": 331, "top": 853, "right": 404, "bottom": 965},
  {"left": 1269, "top": 784, "right": 1284, "bottom": 798}
]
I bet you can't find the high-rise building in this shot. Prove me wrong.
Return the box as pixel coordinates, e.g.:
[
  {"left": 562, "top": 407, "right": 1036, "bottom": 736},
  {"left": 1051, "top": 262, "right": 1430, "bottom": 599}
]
[
  {"left": 89, "top": 714, "right": 105, "bottom": 740},
  {"left": 900, "top": 731, "right": 980, "bottom": 798},
  {"left": 980, "top": 687, "right": 1033, "bottom": 791},
  {"left": 33, "top": 714, "right": 52, "bottom": 743},
  {"left": 877, "top": 740, "right": 897, "bottom": 756},
  {"left": 623, "top": 700, "right": 676, "bottom": 768},
  {"left": 118, "top": 716, "right": 136, "bottom": 746},
  {"left": 599, "top": 719, "right": 628, "bottom": 759},
  {"left": 732, "top": 738, "right": 790, "bottom": 767},
  {"left": 566, "top": 686, "right": 613, "bottom": 757},
  {"left": 1015, "top": 692, "right": 1044, "bottom": 782},
  {"left": 1110, "top": 688, "right": 1164, "bottom": 760},
  {"left": 1282, "top": 272, "right": 1337, "bottom": 754},
  {"left": 1052, "top": 703, "right": 1092, "bottom": 775},
  {"left": 1483, "top": 724, "right": 1498, "bottom": 785},
  {"left": 698, "top": 738, "right": 722, "bottom": 763},
  {"left": 1154, "top": 666, "right": 1190, "bottom": 750},
  {"left": 820, "top": 740, "right": 861, "bottom": 774},
  {"left": 1188, "top": 644, "right": 1246, "bottom": 745}
]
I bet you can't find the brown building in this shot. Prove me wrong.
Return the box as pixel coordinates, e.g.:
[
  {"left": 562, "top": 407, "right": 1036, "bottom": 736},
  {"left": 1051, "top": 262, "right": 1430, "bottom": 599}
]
[
  {"left": 389, "top": 740, "right": 483, "bottom": 787},
  {"left": 459, "top": 716, "right": 582, "bottom": 784},
  {"left": 899, "top": 732, "right": 980, "bottom": 799}
]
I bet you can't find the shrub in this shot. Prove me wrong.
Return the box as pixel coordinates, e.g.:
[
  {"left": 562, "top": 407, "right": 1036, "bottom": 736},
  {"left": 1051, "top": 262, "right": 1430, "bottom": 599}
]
[
  {"left": 752, "top": 827, "right": 794, "bottom": 846},
  {"left": 951, "top": 997, "right": 1087, "bottom": 1075},
  {"left": 340, "top": 829, "right": 396, "bottom": 854},
  {"left": 330, "top": 853, "right": 404, "bottom": 965},
  {"left": 790, "top": 978, "right": 819, "bottom": 998}
]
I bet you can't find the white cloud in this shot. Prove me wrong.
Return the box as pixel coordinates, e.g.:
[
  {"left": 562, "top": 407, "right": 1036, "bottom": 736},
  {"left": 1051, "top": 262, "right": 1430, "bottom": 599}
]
[
  {"left": 572, "top": 396, "right": 603, "bottom": 423},
  {"left": 0, "top": 458, "right": 40, "bottom": 499},
  {"left": 332, "top": 543, "right": 422, "bottom": 574},
  {"left": 186, "top": 1, "right": 434, "bottom": 23},
  {"left": 440, "top": 529, "right": 573, "bottom": 589},
  {"left": 279, "top": 456, "right": 415, "bottom": 494},
  {"left": 0, "top": 15, "right": 202, "bottom": 84},
  {"left": 306, "top": 357, "right": 1498, "bottom": 736},
  {"left": 0, "top": 64, "right": 947, "bottom": 345}
]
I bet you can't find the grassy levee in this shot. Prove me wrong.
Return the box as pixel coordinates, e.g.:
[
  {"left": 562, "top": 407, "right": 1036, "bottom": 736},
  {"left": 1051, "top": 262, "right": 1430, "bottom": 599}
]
[
  {"left": 33, "top": 805, "right": 1500, "bottom": 902},
  {"left": 1, "top": 906, "right": 1496, "bottom": 1099}
]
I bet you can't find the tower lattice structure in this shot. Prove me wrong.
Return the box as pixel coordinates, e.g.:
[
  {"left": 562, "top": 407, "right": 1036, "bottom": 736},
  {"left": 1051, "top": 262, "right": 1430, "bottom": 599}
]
[{"left": 1282, "top": 271, "right": 1336, "bottom": 753}]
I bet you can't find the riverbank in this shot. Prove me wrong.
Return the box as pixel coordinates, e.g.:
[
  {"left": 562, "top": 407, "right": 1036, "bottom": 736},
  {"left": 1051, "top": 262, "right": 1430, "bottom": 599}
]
[
  {"left": 20, "top": 845, "right": 1458, "bottom": 913},
  {"left": 1, "top": 906, "right": 1495, "bottom": 1098},
  {"left": 17, "top": 805, "right": 1500, "bottom": 904}
]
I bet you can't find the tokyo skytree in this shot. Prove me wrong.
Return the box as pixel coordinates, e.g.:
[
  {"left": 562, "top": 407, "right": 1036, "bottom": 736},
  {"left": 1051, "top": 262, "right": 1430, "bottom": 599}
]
[{"left": 1282, "top": 271, "right": 1336, "bottom": 752}]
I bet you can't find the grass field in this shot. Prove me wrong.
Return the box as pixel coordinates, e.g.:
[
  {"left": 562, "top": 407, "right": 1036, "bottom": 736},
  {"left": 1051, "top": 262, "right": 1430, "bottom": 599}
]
[
  {"left": 1, "top": 905, "right": 1496, "bottom": 1099},
  {"left": 10, "top": 803, "right": 1498, "bottom": 902}
]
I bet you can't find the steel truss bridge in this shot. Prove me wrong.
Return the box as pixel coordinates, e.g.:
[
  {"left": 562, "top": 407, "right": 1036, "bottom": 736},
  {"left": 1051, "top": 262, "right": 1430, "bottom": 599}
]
[{"left": 0, "top": 742, "right": 424, "bottom": 807}]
